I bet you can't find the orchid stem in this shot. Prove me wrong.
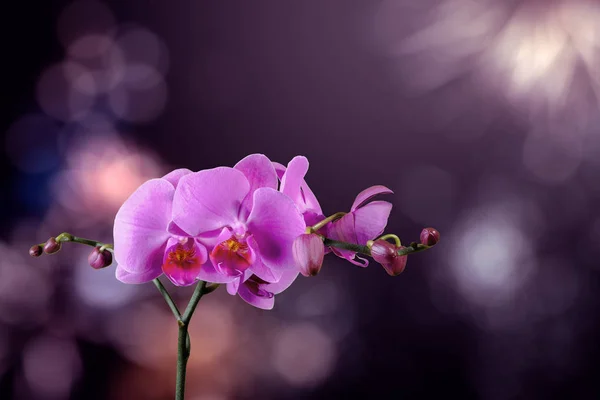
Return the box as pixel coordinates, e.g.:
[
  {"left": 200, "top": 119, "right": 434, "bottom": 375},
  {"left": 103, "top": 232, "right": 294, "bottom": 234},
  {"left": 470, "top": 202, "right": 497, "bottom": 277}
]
[
  {"left": 323, "top": 238, "right": 433, "bottom": 257},
  {"left": 175, "top": 280, "right": 208, "bottom": 400},
  {"left": 152, "top": 278, "right": 183, "bottom": 323},
  {"left": 308, "top": 212, "right": 346, "bottom": 233},
  {"left": 39, "top": 232, "right": 114, "bottom": 253}
]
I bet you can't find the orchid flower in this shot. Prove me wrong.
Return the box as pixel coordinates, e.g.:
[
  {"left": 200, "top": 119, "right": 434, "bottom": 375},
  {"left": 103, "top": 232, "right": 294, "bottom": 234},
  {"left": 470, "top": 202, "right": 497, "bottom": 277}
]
[
  {"left": 171, "top": 154, "right": 306, "bottom": 293},
  {"left": 113, "top": 168, "right": 208, "bottom": 286},
  {"left": 327, "top": 185, "right": 393, "bottom": 266}
]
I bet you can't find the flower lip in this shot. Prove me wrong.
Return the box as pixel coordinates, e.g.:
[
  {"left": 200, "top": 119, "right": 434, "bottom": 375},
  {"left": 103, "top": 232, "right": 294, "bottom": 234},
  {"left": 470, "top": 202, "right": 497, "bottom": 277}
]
[
  {"left": 162, "top": 238, "right": 208, "bottom": 286},
  {"left": 210, "top": 236, "right": 255, "bottom": 277}
]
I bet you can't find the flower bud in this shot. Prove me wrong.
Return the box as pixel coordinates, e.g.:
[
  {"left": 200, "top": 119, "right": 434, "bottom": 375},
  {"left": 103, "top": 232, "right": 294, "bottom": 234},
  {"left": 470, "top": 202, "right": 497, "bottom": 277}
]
[
  {"left": 420, "top": 227, "right": 440, "bottom": 246},
  {"left": 292, "top": 233, "right": 325, "bottom": 277},
  {"left": 370, "top": 239, "right": 407, "bottom": 276},
  {"left": 43, "top": 237, "right": 61, "bottom": 254},
  {"left": 88, "top": 247, "right": 113, "bottom": 269},
  {"left": 29, "top": 245, "right": 43, "bottom": 257}
]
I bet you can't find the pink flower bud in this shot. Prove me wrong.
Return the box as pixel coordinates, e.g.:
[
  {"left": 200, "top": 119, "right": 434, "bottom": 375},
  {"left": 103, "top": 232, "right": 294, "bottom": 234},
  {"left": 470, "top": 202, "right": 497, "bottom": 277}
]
[
  {"left": 43, "top": 237, "right": 61, "bottom": 254},
  {"left": 292, "top": 233, "right": 325, "bottom": 277},
  {"left": 29, "top": 245, "right": 43, "bottom": 257},
  {"left": 88, "top": 247, "right": 113, "bottom": 269},
  {"left": 420, "top": 227, "right": 440, "bottom": 246},
  {"left": 370, "top": 239, "right": 407, "bottom": 276}
]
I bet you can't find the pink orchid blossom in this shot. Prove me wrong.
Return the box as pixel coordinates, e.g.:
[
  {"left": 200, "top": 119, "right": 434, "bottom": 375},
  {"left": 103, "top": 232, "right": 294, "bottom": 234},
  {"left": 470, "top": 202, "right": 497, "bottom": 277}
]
[
  {"left": 113, "top": 168, "right": 210, "bottom": 286},
  {"left": 327, "top": 185, "right": 393, "bottom": 266},
  {"left": 171, "top": 154, "right": 306, "bottom": 291}
]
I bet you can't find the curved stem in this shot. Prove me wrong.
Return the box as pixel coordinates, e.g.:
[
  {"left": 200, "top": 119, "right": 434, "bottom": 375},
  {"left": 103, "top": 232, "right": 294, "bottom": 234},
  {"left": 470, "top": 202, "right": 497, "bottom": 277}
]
[
  {"left": 38, "top": 232, "right": 114, "bottom": 253},
  {"left": 153, "top": 279, "right": 183, "bottom": 324},
  {"left": 377, "top": 234, "right": 401, "bottom": 247},
  {"left": 308, "top": 212, "right": 346, "bottom": 233},
  {"left": 323, "top": 238, "right": 433, "bottom": 257}
]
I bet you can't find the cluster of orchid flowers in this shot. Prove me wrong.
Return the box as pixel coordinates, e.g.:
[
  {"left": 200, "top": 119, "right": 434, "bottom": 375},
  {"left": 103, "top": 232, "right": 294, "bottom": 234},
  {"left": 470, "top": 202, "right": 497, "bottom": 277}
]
[{"left": 29, "top": 153, "right": 439, "bottom": 310}]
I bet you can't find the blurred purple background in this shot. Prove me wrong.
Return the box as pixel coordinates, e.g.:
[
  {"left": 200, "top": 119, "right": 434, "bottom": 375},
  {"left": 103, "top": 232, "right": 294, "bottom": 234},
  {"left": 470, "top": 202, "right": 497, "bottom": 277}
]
[{"left": 2, "top": 0, "right": 600, "bottom": 399}]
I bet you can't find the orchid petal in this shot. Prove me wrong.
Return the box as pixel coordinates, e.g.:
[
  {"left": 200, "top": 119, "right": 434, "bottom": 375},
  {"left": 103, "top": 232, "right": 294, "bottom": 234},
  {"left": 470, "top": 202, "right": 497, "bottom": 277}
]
[
  {"left": 301, "top": 181, "right": 323, "bottom": 214},
  {"left": 196, "top": 260, "right": 239, "bottom": 284},
  {"left": 162, "top": 238, "right": 208, "bottom": 287},
  {"left": 162, "top": 168, "right": 193, "bottom": 188},
  {"left": 279, "top": 156, "right": 308, "bottom": 209},
  {"left": 227, "top": 276, "right": 242, "bottom": 295},
  {"left": 266, "top": 270, "right": 300, "bottom": 294},
  {"left": 172, "top": 167, "right": 249, "bottom": 236},
  {"left": 331, "top": 248, "right": 370, "bottom": 267},
  {"left": 246, "top": 188, "right": 306, "bottom": 270},
  {"left": 234, "top": 154, "right": 278, "bottom": 216},
  {"left": 115, "top": 262, "right": 163, "bottom": 284},
  {"left": 351, "top": 185, "right": 393, "bottom": 212},
  {"left": 327, "top": 213, "right": 357, "bottom": 244},
  {"left": 247, "top": 235, "right": 283, "bottom": 283},
  {"left": 167, "top": 221, "right": 191, "bottom": 237},
  {"left": 113, "top": 179, "right": 172, "bottom": 274},
  {"left": 353, "top": 200, "right": 393, "bottom": 245},
  {"left": 238, "top": 280, "right": 275, "bottom": 310},
  {"left": 272, "top": 162, "right": 286, "bottom": 181}
]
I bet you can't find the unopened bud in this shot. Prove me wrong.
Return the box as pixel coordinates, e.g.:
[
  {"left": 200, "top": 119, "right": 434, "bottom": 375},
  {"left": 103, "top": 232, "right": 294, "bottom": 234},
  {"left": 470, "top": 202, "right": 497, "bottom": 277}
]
[
  {"left": 292, "top": 233, "right": 325, "bottom": 277},
  {"left": 43, "top": 237, "right": 61, "bottom": 254},
  {"left": 29, "top": 245, "right": 43, "bottom": 257},
  {"left": 420, "top": 227, "right": 440, "bottom": 246},
  {"left": 370, "top": 239, "right": 407, "bottom": 276},
  {"left": 88, "top": 247, "right": 113, "bottom": 269}
]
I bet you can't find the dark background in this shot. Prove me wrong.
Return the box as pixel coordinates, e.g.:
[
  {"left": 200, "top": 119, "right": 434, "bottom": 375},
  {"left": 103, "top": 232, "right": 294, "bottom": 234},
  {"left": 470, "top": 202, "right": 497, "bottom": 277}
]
[{"left": 2, "top": 0, "right": 600, "bottom": 399}]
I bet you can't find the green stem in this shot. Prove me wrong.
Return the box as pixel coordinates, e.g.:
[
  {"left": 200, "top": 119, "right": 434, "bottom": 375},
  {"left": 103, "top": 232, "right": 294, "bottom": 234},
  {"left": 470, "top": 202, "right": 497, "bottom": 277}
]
[
  {"left": 41, "top": 232, "right": 114, "bottom": 252},
  {"left": 175, "top": 280, "right": 208, "bottom": 400},
  {"left": 176, "top": 322, "right": 188, "bottom": 400},
  {"left": 153, "top": 279, "right": 183, "bottom": 323},
  {"left": 377, "top": 234, "right": 401, "bottom": 247},
  {"left": 323, "top": 238, "right": 432, "bottom": 257},
  {"left": 323, "top": 238, "right": 369, "bottom": 254},
  {"left": 309, "top": 212, "right": 346, "bottom": 233}
]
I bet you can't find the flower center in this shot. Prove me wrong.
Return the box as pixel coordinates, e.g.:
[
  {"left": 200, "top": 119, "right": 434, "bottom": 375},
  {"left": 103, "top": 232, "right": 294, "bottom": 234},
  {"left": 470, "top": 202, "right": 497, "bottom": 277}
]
[
  {"left": 165, "top": 244, "right": 199, "bottom": 269},
  {"left": 210, "top": 237, "right": 255, "bottom": 276}
]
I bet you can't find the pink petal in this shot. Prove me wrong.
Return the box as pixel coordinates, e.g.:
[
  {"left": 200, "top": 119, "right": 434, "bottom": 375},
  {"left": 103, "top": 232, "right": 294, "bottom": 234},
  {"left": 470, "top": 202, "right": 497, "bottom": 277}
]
[
  {"left": 351, "top": 185, "right": 393, "bottom": 212},
  {"left": 353, "top": 200, "right": 393, "bottom": 245},
  {"left": 279, "top": 156, "right": 309, "bottom": 210},
  {"left": 300, "top": 181, "right": 323, "bottom": 215},
  {"left": 247, "top": 236, "right": 283, "bottom": 283},
  {"left": 234, "top": 154, "right": 278, "bottom": 216},
  {"left": 328, "top": 213, "right": 369, "bottom": 267},
  {"left": 331, "top": 248, "right": 370, "bottom": 267},
  {"left": 172, "top": 167, "right": 249, "bottom": 236},
  {"left": 113, "top": 179, "right": 173, "bottom": 274},
  {"left": 246, "top": 188, "right": 306, "bottom": 271},
  {"left": 197, "top": 260, "right": 239, "bottom": 284},
  {"left": 266, "top": 270, "right": 299, "bottom": 294},
  {"left": 272, "top": 162, "right": 286, "bottom": 181},
  {"left": 274, "top": 159, "right": 323, "bottom": 215},
  {"left": 328, "top": 213, "right": 357, "bottom": 244},
  {"left": 227, "top": 276, "right": 242, "bottom": 295},
  {"left": 238, "top": 280, "right": 275, "bottom": 310},
  {"left": 162, "top": 168, "right": 193, "bottom": 188},
  {"left": 162, "top": 238, "right": 208, "bottom": 287},
  {"left": 115, "top": 262, "right": 163, "bottom": 284}
]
